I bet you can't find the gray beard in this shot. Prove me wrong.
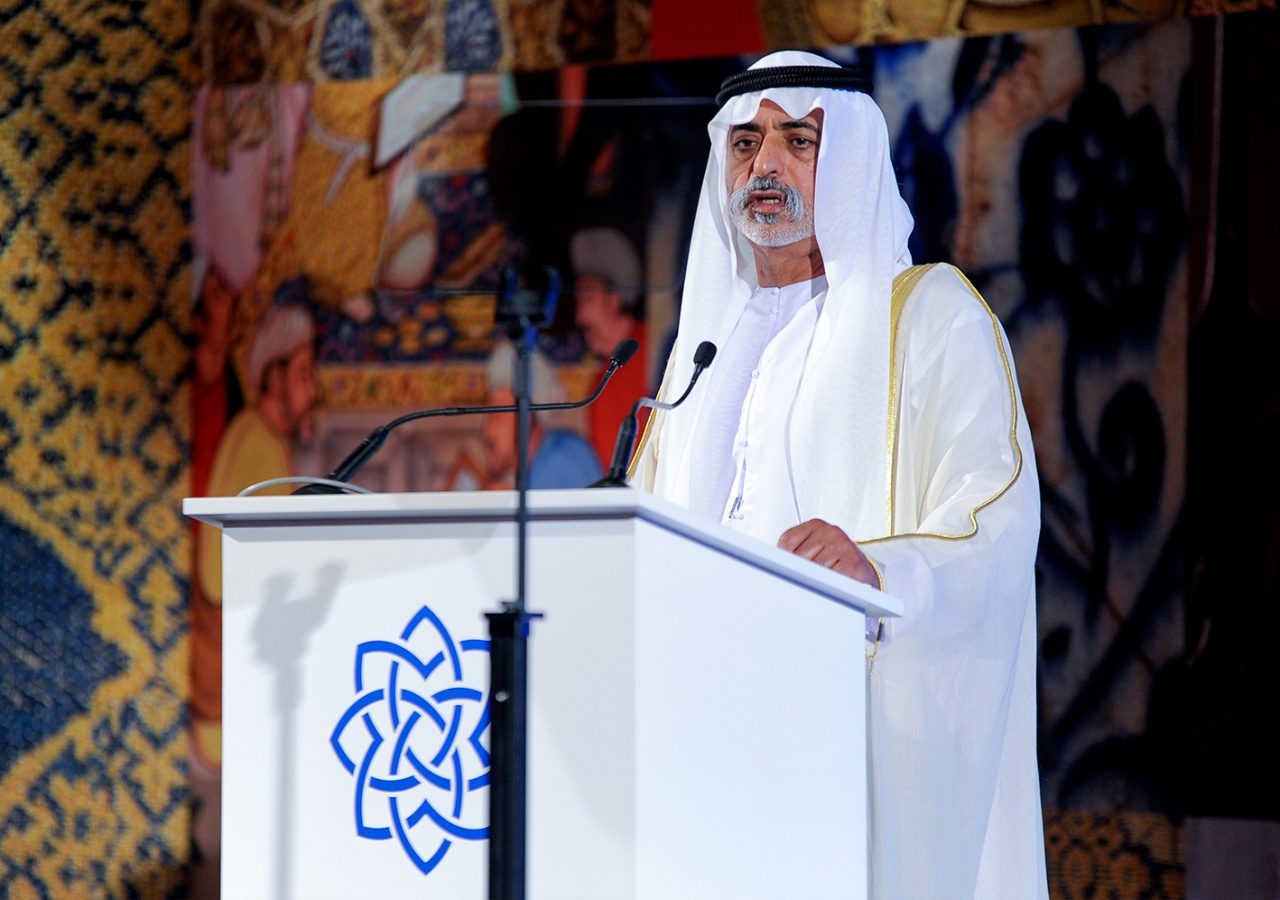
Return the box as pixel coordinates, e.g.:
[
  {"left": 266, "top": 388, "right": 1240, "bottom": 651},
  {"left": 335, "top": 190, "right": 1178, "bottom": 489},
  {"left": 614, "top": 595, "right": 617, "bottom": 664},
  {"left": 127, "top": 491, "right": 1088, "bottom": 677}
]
[{"left": 727, "top": 176, "right": 815, "bottom": 248}]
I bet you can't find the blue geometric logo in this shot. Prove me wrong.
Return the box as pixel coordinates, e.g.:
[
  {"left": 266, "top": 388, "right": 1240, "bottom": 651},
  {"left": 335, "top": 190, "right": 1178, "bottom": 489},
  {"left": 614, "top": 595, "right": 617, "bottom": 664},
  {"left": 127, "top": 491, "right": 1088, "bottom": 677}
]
[{"left": 330, "top": 605, "right": 490, "bottom": 875}]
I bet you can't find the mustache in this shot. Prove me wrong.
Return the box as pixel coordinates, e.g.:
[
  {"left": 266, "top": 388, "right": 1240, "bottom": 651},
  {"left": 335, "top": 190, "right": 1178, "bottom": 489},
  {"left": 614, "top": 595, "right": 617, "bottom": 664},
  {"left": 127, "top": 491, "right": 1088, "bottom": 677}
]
[{"left": 727, "top": 176, "right": 805, "bottom": 224}]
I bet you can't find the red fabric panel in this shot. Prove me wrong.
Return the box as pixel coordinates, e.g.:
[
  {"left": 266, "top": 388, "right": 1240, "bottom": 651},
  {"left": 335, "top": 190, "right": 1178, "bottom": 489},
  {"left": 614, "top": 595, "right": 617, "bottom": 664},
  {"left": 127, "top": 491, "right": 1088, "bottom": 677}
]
[
  {"left": 588, "top": 323, "right": 650, "bottom": 469},
  {"left": 651, "top": 0, "right": 765, "bottom": 62}
]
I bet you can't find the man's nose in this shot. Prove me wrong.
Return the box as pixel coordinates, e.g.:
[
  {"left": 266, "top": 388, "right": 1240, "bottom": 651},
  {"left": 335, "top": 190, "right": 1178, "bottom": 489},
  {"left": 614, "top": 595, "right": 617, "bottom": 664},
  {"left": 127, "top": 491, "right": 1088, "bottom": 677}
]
[{"left": 752, "top": 133, "right": 786, "bottom": 178}]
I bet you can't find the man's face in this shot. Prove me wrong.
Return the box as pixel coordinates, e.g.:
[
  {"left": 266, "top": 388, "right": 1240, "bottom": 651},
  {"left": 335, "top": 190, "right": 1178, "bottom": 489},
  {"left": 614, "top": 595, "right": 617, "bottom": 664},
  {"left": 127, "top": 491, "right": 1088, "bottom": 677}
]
[
  {"left": 574, "top": 274, "right": 627, "bottom": 356},
  {"left": 725, "top": 100, "right": 824, "bottom": 248},
  {"left": 266, "top": 345, "right": 318, "bottom": 442}
]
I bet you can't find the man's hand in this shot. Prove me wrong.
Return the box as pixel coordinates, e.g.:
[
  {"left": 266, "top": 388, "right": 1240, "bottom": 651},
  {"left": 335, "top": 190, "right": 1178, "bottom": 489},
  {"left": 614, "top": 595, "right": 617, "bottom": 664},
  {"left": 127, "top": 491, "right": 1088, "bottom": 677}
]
[{"left": 778, "top": 518, "right": 881, "bottom": 589}]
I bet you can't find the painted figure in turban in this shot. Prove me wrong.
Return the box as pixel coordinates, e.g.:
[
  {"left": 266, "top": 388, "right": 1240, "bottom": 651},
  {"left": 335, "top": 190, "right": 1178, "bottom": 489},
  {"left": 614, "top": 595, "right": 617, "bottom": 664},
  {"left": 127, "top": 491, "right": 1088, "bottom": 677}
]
[
  {"left": 631, "top": 51, "right": 1047, "bottom": 899},
  {"left": 193, "top": 303, "right": 320, "bottom": 770}
]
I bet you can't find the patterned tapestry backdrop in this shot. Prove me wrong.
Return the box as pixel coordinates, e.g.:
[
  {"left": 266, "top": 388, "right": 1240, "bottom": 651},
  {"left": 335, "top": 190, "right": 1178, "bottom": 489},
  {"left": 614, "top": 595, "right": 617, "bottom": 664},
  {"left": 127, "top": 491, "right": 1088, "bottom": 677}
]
[
  {"left": 1, "top": 0, "right": 1205, "bottom": 892},
  {"left": 192, "top": 0, "right": 1275, "bottom": 85},
  {"left": 182, "top": 18, "right": 1192, "bottom": 897}
]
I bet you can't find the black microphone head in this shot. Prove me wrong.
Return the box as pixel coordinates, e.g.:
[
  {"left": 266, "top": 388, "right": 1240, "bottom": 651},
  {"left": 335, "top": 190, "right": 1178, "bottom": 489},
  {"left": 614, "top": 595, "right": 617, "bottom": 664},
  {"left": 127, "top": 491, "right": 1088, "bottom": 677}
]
[
  {"left": 611, "top": 338, "right": 641, "bottom": 367},
  {"left": 693, "top": 341, "right": 717, "bottom": 368}
]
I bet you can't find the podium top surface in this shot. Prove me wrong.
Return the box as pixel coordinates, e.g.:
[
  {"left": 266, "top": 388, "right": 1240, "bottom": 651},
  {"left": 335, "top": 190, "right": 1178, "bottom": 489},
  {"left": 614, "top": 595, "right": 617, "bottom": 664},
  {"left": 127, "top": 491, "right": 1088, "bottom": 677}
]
[{"left": 185, "top": 488, "right": 901, "bottom": 618}]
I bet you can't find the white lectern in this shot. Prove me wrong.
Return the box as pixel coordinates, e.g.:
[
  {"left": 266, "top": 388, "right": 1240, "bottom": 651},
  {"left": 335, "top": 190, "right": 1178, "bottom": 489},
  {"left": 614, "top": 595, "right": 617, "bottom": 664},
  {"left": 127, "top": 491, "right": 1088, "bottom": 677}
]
[{"left": 185, "top": 488, "right": 902, "bottom": 900}]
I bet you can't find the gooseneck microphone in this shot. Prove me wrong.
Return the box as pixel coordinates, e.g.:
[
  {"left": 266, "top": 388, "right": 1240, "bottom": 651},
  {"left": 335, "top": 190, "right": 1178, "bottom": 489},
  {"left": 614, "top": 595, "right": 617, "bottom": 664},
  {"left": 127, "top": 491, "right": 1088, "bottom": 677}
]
[
  {"left": 293, "top": 337, "right": 640, "bottom": 494},
  {"left": 592, "top": 340, "right": 717, "bottom": 488}
]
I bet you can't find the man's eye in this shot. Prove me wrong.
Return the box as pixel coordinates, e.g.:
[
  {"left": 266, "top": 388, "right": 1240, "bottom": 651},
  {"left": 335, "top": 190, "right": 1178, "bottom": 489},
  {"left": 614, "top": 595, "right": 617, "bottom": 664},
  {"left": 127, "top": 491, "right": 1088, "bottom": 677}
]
[{"left": 792, "top": 137, "right": 813, "bottom": 148}]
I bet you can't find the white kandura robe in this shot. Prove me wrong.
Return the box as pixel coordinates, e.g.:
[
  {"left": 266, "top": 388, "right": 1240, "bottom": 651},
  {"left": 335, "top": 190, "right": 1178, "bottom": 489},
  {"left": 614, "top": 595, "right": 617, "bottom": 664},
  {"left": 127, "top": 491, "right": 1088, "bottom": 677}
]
[
  {"left": 856, "top": 264, "right": 1045, "bottom": 900},
  {"left": 690, "top": 276, "right": 826, "bottom": 527},
  {"left": 634, "top": 262, "right": 1047, "bottom": 899}
]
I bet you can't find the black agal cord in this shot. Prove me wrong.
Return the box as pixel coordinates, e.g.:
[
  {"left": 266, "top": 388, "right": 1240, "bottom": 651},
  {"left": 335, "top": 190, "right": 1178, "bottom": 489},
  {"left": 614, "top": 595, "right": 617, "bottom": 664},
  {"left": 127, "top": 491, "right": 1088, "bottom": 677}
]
[{"left": 716, "top": 65, "right": 872, "bottom": 107}]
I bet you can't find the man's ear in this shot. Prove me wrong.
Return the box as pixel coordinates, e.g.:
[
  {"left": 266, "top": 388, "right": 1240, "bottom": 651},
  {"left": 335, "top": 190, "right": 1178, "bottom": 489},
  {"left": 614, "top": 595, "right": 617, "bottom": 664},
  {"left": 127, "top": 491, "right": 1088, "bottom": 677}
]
[{"left": 260, "top": 359, "right": 285, "bottom": 400}]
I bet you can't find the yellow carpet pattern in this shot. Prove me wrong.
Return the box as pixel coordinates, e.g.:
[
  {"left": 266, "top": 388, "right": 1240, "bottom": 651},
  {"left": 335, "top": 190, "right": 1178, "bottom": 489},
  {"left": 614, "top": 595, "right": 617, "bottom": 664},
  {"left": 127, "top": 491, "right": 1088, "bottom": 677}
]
[
  {"left": 1045, "top": 810, "right": 1185, "bottom": 900},
  {"left": 0, "top": 0, "right": 194, "bottom": 892}
]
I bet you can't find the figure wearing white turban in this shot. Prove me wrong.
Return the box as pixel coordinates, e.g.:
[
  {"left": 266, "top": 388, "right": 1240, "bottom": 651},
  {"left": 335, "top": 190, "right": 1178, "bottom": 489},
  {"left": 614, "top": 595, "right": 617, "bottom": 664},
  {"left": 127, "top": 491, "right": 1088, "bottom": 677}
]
[{"left": 632, "top": 51, "right": 1048, "bottom": 899}]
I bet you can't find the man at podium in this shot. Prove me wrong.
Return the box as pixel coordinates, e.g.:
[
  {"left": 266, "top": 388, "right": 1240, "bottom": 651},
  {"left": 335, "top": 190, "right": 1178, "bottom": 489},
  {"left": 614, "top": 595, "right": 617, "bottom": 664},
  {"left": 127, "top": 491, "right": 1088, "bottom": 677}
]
[{"left": 632, "top": 51, "right": 1048, "bottom": 900}]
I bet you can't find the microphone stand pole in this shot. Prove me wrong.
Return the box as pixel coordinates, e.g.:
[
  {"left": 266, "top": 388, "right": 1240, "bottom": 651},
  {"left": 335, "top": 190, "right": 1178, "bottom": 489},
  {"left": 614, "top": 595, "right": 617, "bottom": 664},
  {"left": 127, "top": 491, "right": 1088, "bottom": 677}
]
[{"left": 486, "top": 309, "right": 538, "bottom": 900}]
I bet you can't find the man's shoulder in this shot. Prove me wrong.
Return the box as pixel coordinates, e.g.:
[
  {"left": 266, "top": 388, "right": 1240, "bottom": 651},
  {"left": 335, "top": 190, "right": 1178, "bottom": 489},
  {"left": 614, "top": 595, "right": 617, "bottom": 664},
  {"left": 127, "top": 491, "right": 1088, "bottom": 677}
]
[
  {"left": 533, "top": 429, "right": 604, "bottom": 485},
  {"left": 540, "top": 429, "right": 595, "bottom": 458},
  {"left": 217, "top": 408, "right": 283, "bottom": 457},
  {"left": 894, "top": 263, "right": 995, "bottom": 340},
  {"left": 208, "top": 408, "right": 292, "bottom": 494}
]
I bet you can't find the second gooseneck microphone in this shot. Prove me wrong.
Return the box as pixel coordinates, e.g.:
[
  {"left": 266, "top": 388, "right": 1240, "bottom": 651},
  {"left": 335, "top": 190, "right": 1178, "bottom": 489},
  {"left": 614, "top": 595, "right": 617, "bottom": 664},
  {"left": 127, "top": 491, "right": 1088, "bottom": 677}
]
[{"left": 592, "top": 340, "right": 717, "bottom": 488}]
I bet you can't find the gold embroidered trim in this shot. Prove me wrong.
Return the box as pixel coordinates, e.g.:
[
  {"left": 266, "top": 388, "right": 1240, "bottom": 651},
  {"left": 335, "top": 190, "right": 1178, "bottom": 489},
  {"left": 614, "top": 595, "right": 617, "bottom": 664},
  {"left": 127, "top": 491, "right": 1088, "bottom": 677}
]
[
  {"left": 865, "top": 618, "right": 885, "bottom": 660},
  {"left": 627, "top": 354, "right": 672, "bottom": 480},
  {"left": 861, "top": 266, "right": 1024, "bottom": 546},
  {"left": 863, "top": 539, "right": 886, "bottom": 660},
  {"left": 865, "top": 555, "right": 885, "bottom": 593},
  {"left": 886, "top": 264, "right": 936, "bottom": 533},
  {"left": 627, "top": 406, "right": 661, "bottom": 479}
]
